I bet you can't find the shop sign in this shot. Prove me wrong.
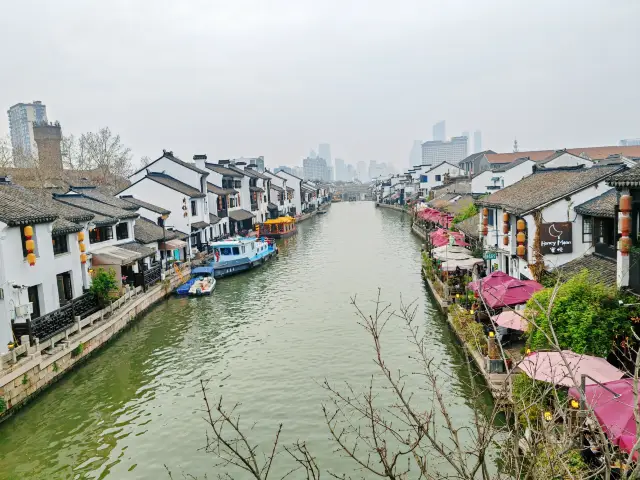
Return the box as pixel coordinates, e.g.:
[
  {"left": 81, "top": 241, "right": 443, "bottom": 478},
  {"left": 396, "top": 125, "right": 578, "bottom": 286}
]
[{"left": 540, "top": 222, "right": 573, "bottom": 254}]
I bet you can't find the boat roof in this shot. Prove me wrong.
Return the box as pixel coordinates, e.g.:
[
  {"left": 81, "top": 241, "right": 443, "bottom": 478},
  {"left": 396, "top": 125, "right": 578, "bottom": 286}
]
[
  {"left": 192, "top": 266, "right": 214, "bottom": 275},
  {"left": 210, "top": 236, "right": 258, "bottom": 247},
  {"left": 263, "top": 216, "right": 296, "bottom": 224}
]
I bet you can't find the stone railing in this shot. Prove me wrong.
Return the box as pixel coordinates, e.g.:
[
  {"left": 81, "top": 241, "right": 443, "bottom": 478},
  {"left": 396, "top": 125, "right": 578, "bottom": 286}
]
[{"left": 0, "top": 264, "right": 188, "bottom": 374}]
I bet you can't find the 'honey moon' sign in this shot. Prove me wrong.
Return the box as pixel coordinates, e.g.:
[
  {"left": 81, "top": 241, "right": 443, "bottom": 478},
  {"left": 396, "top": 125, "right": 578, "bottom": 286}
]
[{"left": 540, "top": 222, "right": 573, "bottom": 255}]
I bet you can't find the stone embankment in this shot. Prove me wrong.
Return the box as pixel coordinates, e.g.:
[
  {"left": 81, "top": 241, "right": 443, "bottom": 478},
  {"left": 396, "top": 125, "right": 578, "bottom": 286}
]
[
  {"left": 0, "top": 266, "right": 190, "bottom": 420},
  {"left": 375, "top": 203, "right": 406, "bottom": 213}
]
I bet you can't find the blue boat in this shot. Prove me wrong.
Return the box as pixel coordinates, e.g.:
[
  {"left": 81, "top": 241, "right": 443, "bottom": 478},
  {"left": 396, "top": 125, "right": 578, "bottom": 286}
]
[{"left": 209, "top": 236, "right": 277, "bottom": 278}]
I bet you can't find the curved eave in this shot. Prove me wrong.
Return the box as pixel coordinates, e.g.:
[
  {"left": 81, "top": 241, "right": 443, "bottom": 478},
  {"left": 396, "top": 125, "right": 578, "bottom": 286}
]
[{"left": 7, "top": 215, "right": 58, "bottom": 227}]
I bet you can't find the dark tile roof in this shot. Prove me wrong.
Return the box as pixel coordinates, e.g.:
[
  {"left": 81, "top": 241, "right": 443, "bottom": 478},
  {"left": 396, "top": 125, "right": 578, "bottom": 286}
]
[
  {"left": 134, "top": 217, "right": 179, "bottom": 244},
  {"left": 52, "top": 218, "right": 83, "bottom": 235},
  {"left": 268, "top": 202, "right": 279, "bottom": 210},
  {"left": 0, "top": 185, "right": 59, "bottom": 226},
  {"left": 558, "top": 254, "right": 617, "bottom": 287},
  {"left": 286, "top": 187, "right": 294, "bottom": 192},
  {"left": 270, "top": 184, "right": 285, "bottom": 193},
  {"left": 458, "top": 150, "right": 496, "bottom": 165},
  {"left": 455, "top": 214, "right": 479, "bottom": 239},
  {"left": 228, "top": 209, "right": 254, "bottom": 222},
  {"left": 70, "top": 187, "right": 138, "bottom": 210},
  {"left": 492, "top": 157, "right": 534, "bottom": 172},
  {"left": 120, "top": 242, "right": 156, "bottom": 257},
  {"left": 574, "top": 188, "right": 616, "bottom": 218},
  {"left": 207, "top": 183, "right": 237, "bottom": 195},
  {"left": 119, "top": 195, "right": 170, "bottom": 215},
  {"left": 92, "top": 214, "right": 118, "bottom": 226},
  {"left": 249, "top": 186, "right": 265, "bottom": 193},
  {"left": 209, "top": 213, "right": 221, "bottom": 224},
  {"left": 607, "top": 165, "right": 640, "bottom": 187},
  {"left": 477, "top": 165, "right": 624, "bottom": 215},
  {"left": 54, "top": 194, "right": 139, "bottom": 220},
  {"left": 206, "top": 163, "right": 244, "bottom": 177},
  {"left": 146, "top": 172, "right": 206, "bottom": 198},
  {"left": 191, "top": 221, "right": 209, "bottom": 230},
  {"left": 130, "top": 151, "right": 209, "bottom": 177}
]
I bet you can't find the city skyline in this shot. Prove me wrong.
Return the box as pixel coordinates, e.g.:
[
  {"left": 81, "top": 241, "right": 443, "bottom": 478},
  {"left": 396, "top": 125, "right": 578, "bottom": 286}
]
[{"left": 1, "top": 2, "right": 637, "bottom": 169}]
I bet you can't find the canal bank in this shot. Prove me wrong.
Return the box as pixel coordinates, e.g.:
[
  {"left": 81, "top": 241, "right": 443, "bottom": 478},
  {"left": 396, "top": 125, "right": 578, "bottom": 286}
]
[{"left": 0, "top": 203, "right": 491, "bottom": 479}]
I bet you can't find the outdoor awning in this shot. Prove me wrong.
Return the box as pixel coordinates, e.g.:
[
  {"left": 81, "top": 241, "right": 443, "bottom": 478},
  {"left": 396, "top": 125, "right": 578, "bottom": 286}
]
[
  {"left": 229, "top": 209, "right": 255, "bottom": 222},
  {"left": 159, "top": 239, "right": 187, "bottom": 250},
  {"left": 267, "top": 202, "right": 279, "bottom": 210},
  {"left": 209, "top": 213, "right": 221, "bottom": 225},
  {"left": 191, "top": 221, "right": 209, "bottom": 230},
  {"left": 249, "top": 186, "right": 265, "bottom": 193},
  {"left": 91, "top": 244, "right": 154, "bottom": 266}
]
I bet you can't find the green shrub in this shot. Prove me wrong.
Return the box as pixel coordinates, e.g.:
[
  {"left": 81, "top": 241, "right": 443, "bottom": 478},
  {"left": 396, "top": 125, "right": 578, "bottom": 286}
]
[
  {"left": 527, "top": 270, "right": 632, "bottom": 357},
  {"left": 451, "top": 203, "right": 478, "bottom": 225},
  {"left": 531, "top": 446, "right": 588, "bottom": 479},
  {"left": 0, "top": 397, "right": 6, "bottom": 413},
  {"left": 22, "top": 373, "right": 28, "bottom": 386},
  {"left": 450, "top": 306, "right": 487, "bottom": 356},
  {"left": 52, "top": 361, "right": 59, "bottom": 373},
  {"left": 71, "top": 343, "right": 84, "bottom": 358},
  {"left": 90, "top": 268, "right": 118, "bottom": 306}
]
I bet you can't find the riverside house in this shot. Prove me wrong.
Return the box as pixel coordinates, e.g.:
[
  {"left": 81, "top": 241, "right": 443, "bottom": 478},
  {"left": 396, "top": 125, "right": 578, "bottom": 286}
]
[
  {"left": 418, "top": 162, "right": 464, "bottom": 198},
  {"left": 264, "top": 170, "right": 292, "bottom": 218},
  {"left": 476, "top": 164, "right": 625, "bottom": 280},
  {"left": 119, "top": 150, "right": 210, "bottom": 256},
  {"left": 274, "top": 170, "right": 303, "bottom": 216}
]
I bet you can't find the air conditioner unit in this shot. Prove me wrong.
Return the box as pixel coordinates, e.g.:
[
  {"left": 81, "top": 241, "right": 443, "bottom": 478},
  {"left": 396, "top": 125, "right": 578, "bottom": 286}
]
[{"left": 15, "top": 303, "right": 33, "bottom": 317}]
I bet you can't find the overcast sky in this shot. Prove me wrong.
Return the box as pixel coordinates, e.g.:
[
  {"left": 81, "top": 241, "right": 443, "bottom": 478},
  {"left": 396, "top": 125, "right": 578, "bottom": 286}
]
[{"left": 1, "top": 0, "right": 639, "bottom": 169}]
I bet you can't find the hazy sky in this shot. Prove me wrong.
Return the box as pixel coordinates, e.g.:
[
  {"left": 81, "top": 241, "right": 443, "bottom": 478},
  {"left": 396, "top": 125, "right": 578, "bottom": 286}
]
[{"left": 1, "top": 0, "right": 639, "bottom": 168}]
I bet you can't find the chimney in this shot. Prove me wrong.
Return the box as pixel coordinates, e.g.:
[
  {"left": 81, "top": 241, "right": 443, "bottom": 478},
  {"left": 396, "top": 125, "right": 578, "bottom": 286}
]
[
  {"left": 193, "top": 154, "right": 207, "bottom": 171},
  {"left": 219, "top": 159, "right": 230, "bottom": 165}
]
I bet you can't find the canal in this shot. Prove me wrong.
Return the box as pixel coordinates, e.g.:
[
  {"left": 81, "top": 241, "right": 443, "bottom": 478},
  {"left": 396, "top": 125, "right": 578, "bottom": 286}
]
[{"left": 0, "top": 202, "right": 490, "bottom": 479}]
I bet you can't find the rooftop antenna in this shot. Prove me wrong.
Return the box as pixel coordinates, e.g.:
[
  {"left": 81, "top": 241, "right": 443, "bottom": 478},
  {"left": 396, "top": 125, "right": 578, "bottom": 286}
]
[{"left": 513, "top": 138, "right": 519, "bottom": 153}]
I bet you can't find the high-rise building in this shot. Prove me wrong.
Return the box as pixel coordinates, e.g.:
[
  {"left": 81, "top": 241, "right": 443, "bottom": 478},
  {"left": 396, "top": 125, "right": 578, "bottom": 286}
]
[
  {"left": 462, "top": 131, "right": 470, "bottom": 154},
  {"left": 433, "top": 121, "right": 446, "bottom": 142},
  {"left": 474, "top": 131, "right": 482, "bottom": 153},
  {"left": 335, "top": 158, "right": 346, "bottom": 181},
  {"left": 421, "top": 136, "right": 468, "bottom": 166},
  {"left": 275, "top": 165, "right": 293, "bottom": 175},
  {"left": 249, "top": 156, "right": 265, "bottom": 172},
  {"left": 303, "top": 157, "right": 331, "bottom": 182},
  {"left": 318, "top": 143, "right": 331, "bottom": 164},
  {"left": 356, "top": 161, "right": 368, "bottom": 182},
  {"left": 347, "top": 164, "right": 356, "bottom": 181},
  {"left": 620, "top": 138, "right": 640, "bottom": 146},
  {"left": 409, "top": 140, "right": 422, "bottom": 168},
  {"left": 7, "top": 101, "right": 48, "bottom": 165}
]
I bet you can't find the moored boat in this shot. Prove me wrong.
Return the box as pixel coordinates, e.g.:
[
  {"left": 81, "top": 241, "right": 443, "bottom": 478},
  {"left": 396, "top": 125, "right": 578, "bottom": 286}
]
[
  {"left": 261, "top": 216, "right": 297, "bottom": 239},
  {"left": 188, "top": 266, "right": 216, "bottom": 295},
  {"left": 210, "top": 236, "right": 277, "bottom": 278}
]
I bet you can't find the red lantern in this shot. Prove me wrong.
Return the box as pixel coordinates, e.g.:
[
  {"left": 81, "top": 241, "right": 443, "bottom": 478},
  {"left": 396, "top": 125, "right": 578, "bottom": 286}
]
[
  {"left": 482, "top": 208, "right": 488, "bottom": 217},
  {"left": 517, "top": 219, "right": 526, "bottom": 231},
  {"left": 516, "top": 232, "right": 526, "bottom": 244},
  {"left": 517, "top": 245, "right": 526, "bottom": 258},
  {"left": 482, "top": 225, "right": 488, "bottom": 236},
  {"left": 483, "top": 216, "right": 488, "bottom": 226},
  {"left": 502, "top": 224, "right": 509, "bottom": 234},
  {"left": 502, "top": 212, "right": 509, "bottom": 223},
  {"left": 27, "top": 252, "right": 36, "bottom": 266},
  {"left": 620, "top": 195, "right": 632, "bottom": 213},
  {"left": 620, "top": 236, "right": 632, "bottom": 256},
  {"left": 620, "top": 216, "right": 631, "bottom": 237},
  {"left": 503, "top": 236, "right": 509, "bottom": 246}
]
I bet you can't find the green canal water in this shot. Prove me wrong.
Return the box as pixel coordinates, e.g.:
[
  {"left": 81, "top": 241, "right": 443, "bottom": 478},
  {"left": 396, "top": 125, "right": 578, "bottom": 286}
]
[{"left": 0, "top": 202, "right": 491, "bottom": 479}]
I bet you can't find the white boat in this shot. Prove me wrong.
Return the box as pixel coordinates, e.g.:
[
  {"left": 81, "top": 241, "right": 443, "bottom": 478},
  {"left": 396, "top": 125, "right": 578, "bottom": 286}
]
[{"left": 187, "top": 266, "right": 217, "bottom": 295}]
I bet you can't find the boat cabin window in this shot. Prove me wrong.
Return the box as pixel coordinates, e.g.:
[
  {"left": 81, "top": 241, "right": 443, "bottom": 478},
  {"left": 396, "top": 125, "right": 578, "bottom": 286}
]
[
  {"left": 232, "top": 247, "right": 240, "bottom": 255},
  {"left": 242, "top": 246, "right": 246, "bottom": 253},
  {"left": 251, "top": 243, "right": 254, "bottom": 250},
  {"left": 220, "top": 247, "right": 232, "bottom": 255}
]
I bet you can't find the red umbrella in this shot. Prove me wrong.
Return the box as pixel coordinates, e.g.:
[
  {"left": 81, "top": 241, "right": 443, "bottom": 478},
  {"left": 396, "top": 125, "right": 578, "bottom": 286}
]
[
  {"left": 478, "top": 280, "right": 543, "bottom": 308},
  {"left": 569, "top": 378, "right": 637, "bottom": 445},
  {"left": 468, "top": 271, "right": 514, "bottom": 291}
]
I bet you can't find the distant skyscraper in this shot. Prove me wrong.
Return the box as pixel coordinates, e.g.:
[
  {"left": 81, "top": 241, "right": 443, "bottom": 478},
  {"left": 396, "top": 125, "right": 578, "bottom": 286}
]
[
  {"left": 462, "top": 131, "right": 470, "bottom": 154},
  {"left": 620, "top": 138, "right": 640, "bottom": 146},
  {"left": 356, "top": 161, "right": 368, "bottom": 182},
  {"left": 318, "top": 143, "right": 332, "bottom": 164},
  {"left": 433, "top": 121, "right": 446, "bottom": 142},
  {"left": 409, "top": 140, "right": 422, "bottom": 167},
  {"left": 421, "top": 136, "right": 468, "bottom": 166},
  {"left": 335, "top": 158, "right": 346, "bottom": 181},
  {"left": 303, "top": 157, "right": 331, "bottom": 182},
  {"left": 275, "top": 165, "right": 293, "bottom": 175},
  {"left": 347, "top": 164, "right": 356, "bottom": 181},
  {"left": 309, "top": 149, "right": 317, "bottom": 159},
  {"left": 474, "top": 131, "right": 482, "bottom": 153},
  {"left": 7, "top": 100, "right": 48, "bottom": 165}
]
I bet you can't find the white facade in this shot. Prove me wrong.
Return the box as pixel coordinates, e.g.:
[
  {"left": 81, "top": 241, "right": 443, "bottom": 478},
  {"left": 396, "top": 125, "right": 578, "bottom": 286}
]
[
  {"left": 275, "top": 171, "right": 302, "bottom": 215},
  {"left": 0, "top": 222, "right": 87, "bottom": 353},
  {"left": 418, "top": 162, "right": 464, "bottom": 196},
  {"left": 471, "top": 159, "right": 536, "bottom": 195},
  {"left": 481, "top": 181, "right": 615, "bottom": 280},
  {"left": 264, "top": 170, "right": 291, "bottom": 215},
  {"left": 543, "top": 152, "right": 594, "bottom": 169}
]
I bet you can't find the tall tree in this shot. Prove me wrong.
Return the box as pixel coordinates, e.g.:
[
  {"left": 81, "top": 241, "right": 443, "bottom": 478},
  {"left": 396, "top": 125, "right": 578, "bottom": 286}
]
[
  {"left": 0, "top": 135, "right": 13, "bottom": 169},
  {"left": 82, "top": 127, "right": 133, "bottom": 179}
]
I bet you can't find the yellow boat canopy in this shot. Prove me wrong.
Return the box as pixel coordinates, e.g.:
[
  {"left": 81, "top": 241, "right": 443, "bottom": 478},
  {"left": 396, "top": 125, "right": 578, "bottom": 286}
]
[{"left": 263, "top": 216, "right": 296, "bottom": 225}]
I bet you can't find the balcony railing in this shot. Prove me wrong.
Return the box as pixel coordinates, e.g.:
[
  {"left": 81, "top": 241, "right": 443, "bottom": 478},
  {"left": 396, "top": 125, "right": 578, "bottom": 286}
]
[{"left": 218, "top": 208, "right": 228, "bottom": 218}]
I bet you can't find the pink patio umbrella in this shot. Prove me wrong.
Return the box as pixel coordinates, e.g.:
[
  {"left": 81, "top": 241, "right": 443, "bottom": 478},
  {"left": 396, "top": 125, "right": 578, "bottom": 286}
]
[
  {"left": 491, "top": 310, "right": 529, "bottom": 331},
  {"left": 468, "top": 271, "right": 516, "bottom": 292},
  {"left": 618, "top": 435, "right": 640, "bottom": 461},
  {"left": 479, "top": 280, "right": 543, "bottom": 308},
  {"left": 519, "top": 350, "right": 625, "bottom": 388}
]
